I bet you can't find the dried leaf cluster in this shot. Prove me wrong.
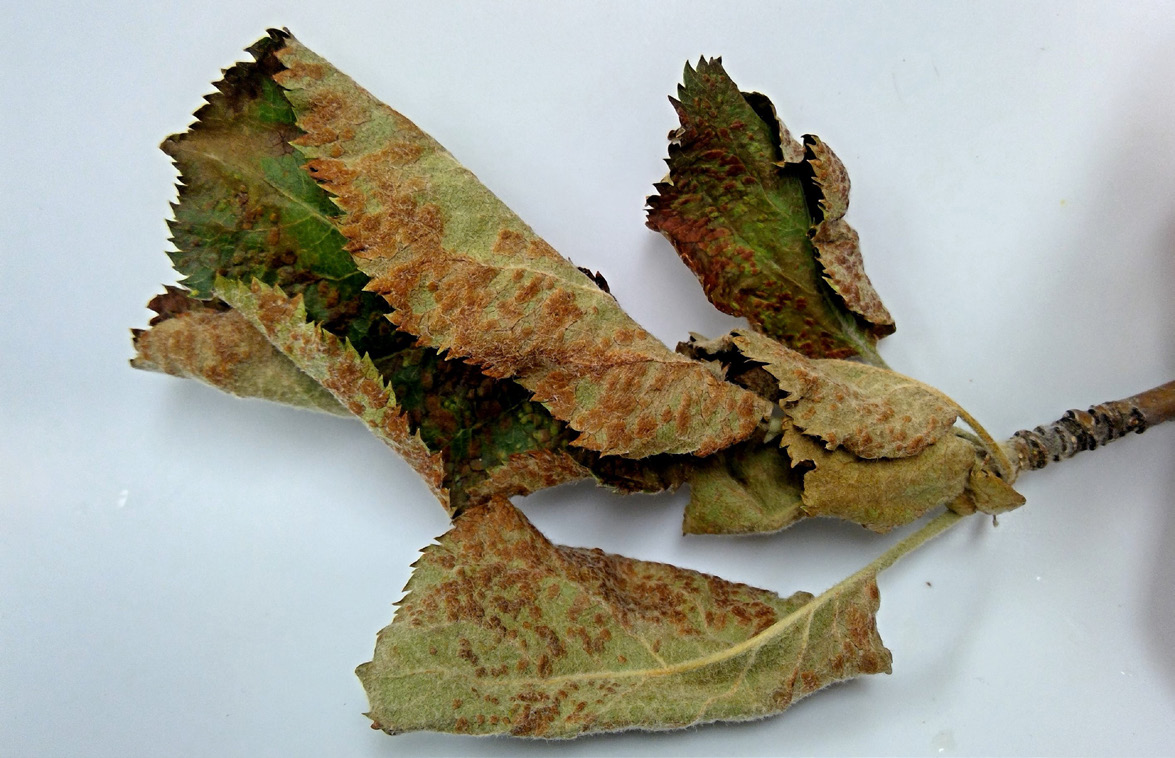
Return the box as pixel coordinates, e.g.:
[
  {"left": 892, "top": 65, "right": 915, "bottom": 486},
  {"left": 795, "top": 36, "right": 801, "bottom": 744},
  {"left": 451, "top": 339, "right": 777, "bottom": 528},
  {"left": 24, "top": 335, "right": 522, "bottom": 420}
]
[{"left": 133, "top": 30, "right": 1170, "bottom": 740}]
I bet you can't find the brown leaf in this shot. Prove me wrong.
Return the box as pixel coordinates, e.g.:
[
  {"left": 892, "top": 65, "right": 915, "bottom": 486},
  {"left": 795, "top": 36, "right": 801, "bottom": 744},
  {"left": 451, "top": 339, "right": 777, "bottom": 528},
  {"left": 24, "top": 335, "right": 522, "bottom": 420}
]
[
  {"left": 950, "top": 460, "right": 1027, "bottom": 517},
  {"left": 270, "top": 38, "right": 769, "bottom": 458},
  {"left": 803, "top": 136, "right": 895, "bottom": 333}
]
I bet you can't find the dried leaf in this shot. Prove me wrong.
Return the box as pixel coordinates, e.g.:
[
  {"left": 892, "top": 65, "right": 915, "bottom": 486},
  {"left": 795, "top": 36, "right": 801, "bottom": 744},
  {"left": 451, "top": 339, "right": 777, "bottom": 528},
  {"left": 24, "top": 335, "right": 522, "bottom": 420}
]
[
  {"left": 358, "top": 497, "right": 891, "bottom": 738},
  {"left": 683, "top": 438, "right": 805, "bottom": 535},
  {"left": 683, "top": 329, "right": 957, "bottom": 459},
  {"left": 131, "top": 287, "right": 346, "bottom": 416},
  {"left": 646, "top": 58, "right": 892, "bottom": 361},
  {"left": 783, "top": 425, "right": 975, "bottom": 532},
  {"left": 273, "top": 38, "right": 769, "bottom": 458}
]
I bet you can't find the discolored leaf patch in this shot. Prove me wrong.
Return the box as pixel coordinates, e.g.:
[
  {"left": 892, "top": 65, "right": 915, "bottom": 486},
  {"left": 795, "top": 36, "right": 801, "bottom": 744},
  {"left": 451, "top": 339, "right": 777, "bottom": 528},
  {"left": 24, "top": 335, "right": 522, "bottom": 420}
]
[
  {"left": 646, "top": 58, "right": 892, "bottom": 362},
  {"left": 273, "top": 38, "right": 769, "bottom": 458},
  {"left": 217, "top": 277, "right": 450, "bottom": 506},
  {"left": 147, "top": 32, "right": 636, "bottom": 509},
  {"left": 359, "top": 497, "right": 891, "bottom": 738},
  {"left": 783, "top": 424, "right": 975, "bottom": 533},
  {"left": 132, "top": 286, "right": 346, "bottom": 416},
  {"left": 683, "top": 329, "right": 957, "bottom": 459},
  {"left": 949, "top": 459, "right": 1027, "bottom": 517}
]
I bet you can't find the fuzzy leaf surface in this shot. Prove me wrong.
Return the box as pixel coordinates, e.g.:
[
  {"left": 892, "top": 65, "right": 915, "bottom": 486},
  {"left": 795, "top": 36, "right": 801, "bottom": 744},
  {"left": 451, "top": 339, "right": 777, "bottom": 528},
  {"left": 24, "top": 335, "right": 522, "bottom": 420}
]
[
  {"left": 646, "top": 58, "right": 892, "bottom": 361},
  {"left": 950, "top": 460, "right": 1027, "bottom": 517},
  {"left": 684, "top": 330, "right": 957, "bottom": 459},
  {"left": 273, "top": 39, "right": 769, "bottom": 458},
  {"left": 783, "top": 425, "right": 975, "bottom": 532},
  {"left": 132, "top": 287, "right": 346, "bottom": 416},
  {"left": 359, "top": 497, "right": 891, "bottom": 737},
  {"left": 150, "top": 31, "right": 614, "bottom": 509},
  {"left": 217, "top": 277, "right": 450, "bottom": 506},
  {"left": 683, "top": 438, "right": 805, "bottom": 535}
]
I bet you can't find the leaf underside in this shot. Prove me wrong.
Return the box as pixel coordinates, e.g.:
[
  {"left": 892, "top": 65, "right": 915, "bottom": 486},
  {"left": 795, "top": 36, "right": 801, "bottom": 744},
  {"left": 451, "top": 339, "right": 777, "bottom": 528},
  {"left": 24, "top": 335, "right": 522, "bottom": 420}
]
[
  {"left": 131, "top": 286, "right": 347, "bottom": 416},
  {"left": 684, "top": 329, "right": 957, "bottom": 459},
  {"left": 646, "top": 58, "right": 893, "bottom": 362},
  {"left": 359, "top": 497, "right": 891, "bottom": 738}
]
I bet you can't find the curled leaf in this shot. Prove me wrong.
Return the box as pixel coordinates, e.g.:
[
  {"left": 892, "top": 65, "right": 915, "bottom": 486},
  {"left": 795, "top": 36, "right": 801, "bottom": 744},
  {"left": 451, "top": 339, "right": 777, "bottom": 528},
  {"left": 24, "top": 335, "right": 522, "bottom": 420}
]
[
  {"left": 683, "top": 437, "right": 805, "bottom": 535},
  {"left": 803, "top": 136, "right": 893, "bottom": 331},
  {"left": 949, "top": 459, "right": 1027, "bottom": 517},
  {"left": 783, "top": 425, "right": 975, "bottom": 533},
  {"left": 646, "top": 58, "right": 892, "bottom": 362},
  {"left": 217, "top": 277, "right": 450, "bottom": 506},
  {"left": 273, "top": 38, "right": 769, "bottom": 458},
  {"left": 359, "top": 497, "right": 891, "bottom": 738},
  {"left": 684, "top": 329, "right": 958, "bottom": 459},
  {"left": 131, "top": 287, "right": 346, "bottom": 416},
  {"left": 146, "top": 32, "right": 629, "bottom": 509}
]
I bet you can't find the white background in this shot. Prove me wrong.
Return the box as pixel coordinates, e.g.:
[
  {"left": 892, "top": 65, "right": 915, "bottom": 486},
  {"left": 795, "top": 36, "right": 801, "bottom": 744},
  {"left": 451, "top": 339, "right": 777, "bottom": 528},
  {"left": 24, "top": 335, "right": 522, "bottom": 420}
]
[{"left": 3, "top": 2, "right": 1174, "bottom": 756}]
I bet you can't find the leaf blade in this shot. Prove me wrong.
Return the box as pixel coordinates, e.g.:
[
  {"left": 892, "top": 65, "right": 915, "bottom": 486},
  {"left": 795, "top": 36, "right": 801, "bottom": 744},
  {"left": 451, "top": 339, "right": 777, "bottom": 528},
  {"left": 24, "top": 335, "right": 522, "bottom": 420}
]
[
  {"left": 359, "top": 497, "right": 892, "bottom": 737},
  {"left": 272, "top": 39, "right": 770, "bottom": 458},
  {"left": 647, "top": 59, "right": 892, "bottom": 361}
]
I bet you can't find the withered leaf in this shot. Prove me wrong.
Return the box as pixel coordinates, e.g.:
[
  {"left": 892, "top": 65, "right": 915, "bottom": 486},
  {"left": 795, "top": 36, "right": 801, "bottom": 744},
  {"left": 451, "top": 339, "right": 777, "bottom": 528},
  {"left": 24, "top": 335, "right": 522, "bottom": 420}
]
[
  {"left": 359, "top": 497, "right": 891, "bottom": 738},
  {"left": 646, "top": 58, "right": 892, "bottom": 362},
  {"left": 783, "top": 424, "right": 975, "bottom": 533},
  {"left": 684, "top": 329, "right": 957, "bottom": 459},
  {"left": 683, "top": 437, "right": 805, "bottom": 535},
  {"left": 802, "top": 136, "right": 894, "bottom": 332},
  {"left": 273, "top": 38, "right": 769, "bottom": 458},
  {"left": 131, "top": 287, "right": 346, "bottom": 416}
]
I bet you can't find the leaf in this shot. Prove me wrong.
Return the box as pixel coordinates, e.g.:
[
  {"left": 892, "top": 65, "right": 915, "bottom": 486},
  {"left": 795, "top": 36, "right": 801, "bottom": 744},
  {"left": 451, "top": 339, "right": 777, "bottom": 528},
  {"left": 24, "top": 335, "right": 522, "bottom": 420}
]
[
  {"left": 131, "top": 287, "right": 347, "bottom": 416},
  {"left": 783, "top": 424, "right": 975, "bottom": 532},
  {"left": 358, "top": 497, "right": 891, "bottom": 738},
  {"left": 272, "top": 38, "right": 770, "bottom": 458},
  {"left": 217, "top": 277, "right": 450, "bottom": 507},
  {"left": 950, "top": 459, "right": 1027, "bottom": 517},
  {"left": 646, "top": 58, "right": 893, "bottom": 362},
  {"left": 150, "top": 31, "right": 619, "bottom": 509},
  {"left": 803, "top": 136, "right": 894, "bottom": 331},
  {"left": 683, "top": 437, "right": 805, "bottom": 535},
  {"left": 683, "top": 329, "right": 958, "bottom": 459}
]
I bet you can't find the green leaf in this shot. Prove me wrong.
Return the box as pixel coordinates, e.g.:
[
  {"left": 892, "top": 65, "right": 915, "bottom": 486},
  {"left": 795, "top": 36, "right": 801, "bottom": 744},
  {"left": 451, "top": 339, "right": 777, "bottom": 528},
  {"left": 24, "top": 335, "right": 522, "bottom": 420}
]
[
  {"left": 273, "top": 39, "right": 770, "bottom": 458},
  {"left": 683, "top": 329, "right": 958, "bottom": 459},
  {"left": 358, "top": 497, "right": 891, "bottom": 738},
  {"left": 646, "top": 58, "right": 893, "bottom": 362},
  {"left": 131, "top": 286, "right": 347, "bottom": 416}
]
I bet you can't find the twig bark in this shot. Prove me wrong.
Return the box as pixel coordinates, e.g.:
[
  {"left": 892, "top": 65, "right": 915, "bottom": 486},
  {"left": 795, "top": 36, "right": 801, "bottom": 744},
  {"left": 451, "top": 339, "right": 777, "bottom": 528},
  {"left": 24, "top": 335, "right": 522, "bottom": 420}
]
[{"left": 1002, "top": 380, "right": 1175, "bottom": 476}]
